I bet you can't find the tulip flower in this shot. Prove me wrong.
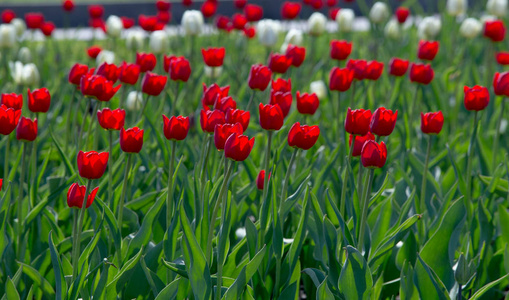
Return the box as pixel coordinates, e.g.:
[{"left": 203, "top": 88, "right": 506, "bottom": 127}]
[
  {"left": 27, "top": 88, "right": 51, "bottom": 113},
  {"left": 336, "top": 9, "right": 355, "bottom": 32},
  {"left": 214, "top": 123, "right": 244, "bottom": 150},
  {"left": 417, "top": 40, "right": 439, "bottom": 61},
  {"left": 16, "top": 117, "right": 37, "bottom": 142},
  {"left": 308, "top": 12, "right": 327, "bottom": 36},
  {"left": 202, "top": 83, "right": 230, "bottom": 108},
  {"left": 226, "top": 109, "right": 250, "bottom": 132},
  {"left": 67, "top": 183, "right": 99, "bottom": 209},
  {"left": 40, "top": 22, "right": 55, "bottom": 37},
  {"left": 409, "top": 63, "right": 434, "bottom": 85},
  {"left": 77, "top": 151, "right": 109, "bottom": 180},
  {"left": 182, "top": 10, "right": 204, "bottom": 35},
  {"left": 421, "top": 111, "right": 444, "bottom": 135},
  {"left": 224, "top": 133, "right": 255, "bottom": 161},
  {"left": 330, "top": 40, "right": 353, "bottom": 61},
  {"left": 345, "top": 108, "right": 372, "bottom": 136},
  {"left": 156, "top": 0, "right": 171, "bottom": 11},
  {"left": 138, "top": 15, "right": 164, "bottom": 32},
  {"left": 121, "top": 17, "right": 134, "bottom": 29},
  {"left": 281, "top": 2, "right": 302, "bottom": 20},
  {"left": 88, "top": 5, "right": 104, "bottom": 19},
  {"left": 97, "top": 62, "right": 120, "bottom": 83},
  {"left": 234, "top": 0, "right": 247, "bottom": 8},
  {"left": 214, "top": 96, "right": 237, "bottom": 113},
  {"left": 492, "top": 73, "right": 509, "bottom": 170},
  {"left": 163, "top": 115, "right": 190, "bottom": 141},
  {"left": 347, "top": 59, "right": 367, "bottom": 80},
  {"left": 370, "top": 107, "right": 398, "bottom": 136},
  {"left": 361, "top": 140, "right": 387, "bottom": 169},
  {"left": 80, "top": 74, "right": 121, "bottom": 102},
  {"left": 136, "top": 52, "right": 157, "bottom": 72},
  {"left": 248, "top": 64, "right": 272, "bottom": 91},
  {"left": 288, "top": 122, "right": 320, "bottom": 150},
  {"left": 201, "top": 1, "right": 218, "bottom": 18},
  {"left": 395, "top": 7, "right": 409, "bottom": 23},
  {"left": 202, "top": 47, "right": 225, "bottom": 67},
  {"left": 329, "top": 8, "right": 340, "bottom": 20},
  {"left": 369, "top": 2, "right": 389, "bottom": 24},
  {"left": 232, "top": 13, "right": 247, "bottom": 30},
  {"left": 364, "top": 61, "right": 384, "bottom": 80},
  {"left": 120, "top": 127, "right": 144, "bottom": 153},
  {"left": 259, "top": 103, "right": 284, "bottom": 131},
  {"left": 215, "top": 15, "right": 231, "bottom": 32},
  {"left": 349, "top": 132, "right": 375, "bottom": 157},
  {"left": 484, "top": 20, "right": 506, "bottom": 42},
  {"left": 296, "top": 91, "right": 319, "bottom": 115},
  {"left": 245, "top": 4, "right": 263, "bottom": 22},
  {"left": 389, "top": 58, "right": 409, "bottom": 77},
  {"left": 268, "top": 53, "right": 293, "bottom": 74},
  {"left": 329, "top": 67, "right": 355, "bottom": 92},
  {"left": 68, "top": 64, "right": 89, "bottom": 86},
  {"left": 89, "top": 18, "right": 106, "bottom": 32},
  {"left": 463, "top": 85, "right": 490, "bottom": 111},
  {"left": 141, "top": 72, "right": 167, "bottom": 96},
  {"left": 493, "top": 72, "right": 509, "bottom": 97},
  {"left": 97, "top": 108, "right": 125, "bottom": 131},
  {"left": 0, "top": 24, "right": 16, "bottom": 49},
  {"left": 0, "top": 105, "right": 21, "bottom": 135},
  {"left": 257, "top": 170, "right": 270, "bottom": 190},
  {"left": 270, "top": 91, "right": 292, "bottom": 117},
  {"left": 244, "top": 26, "right": 256, "bottom": 38},
  {"left": 165, "top": 56, "right": 192, "bottom": 82},
  {"left": 1, "top": 93, "right": 23, "bottom": 110},
  {"left": 118, "top": 62, "right": 141, "bottom": 85},
  {"left": 200, "top": 109, "right": 225, "bottom": 133},
  {"left": 285, "top": 44, "right": 306, "bottom": 67},
  {"left": 0, "top": 178, "right": 2, "bottom": 191},
  {"left": 496, "top": 52, "right": 509, "bottom": 65},
  {"left": 24, "top": 12, "right": 44, "bottom": 30},
  {"left": 272, "top": 78, "right": 292, "bottom": 93},
  {"left": 87, "top": 46, "right": 102, "bottom": 59},
  {"left": 2, "top": 10, "right": 16, "bottom": 23}
]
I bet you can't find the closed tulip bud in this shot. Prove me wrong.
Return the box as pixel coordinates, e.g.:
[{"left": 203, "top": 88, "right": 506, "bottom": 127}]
[
  {"left": 257, "top": 19, "right": 280, "bottom": 47},
  {"left": 1, "top": 93, "right": 23, "bottom": 110},
  {"left": 126, "top": 91, "right": 143, "bottom": 111},
  {"left": 410, "top": 63, "right": 434, "bottom": 85},
  {"left": 97, "top": 108, "right": 125, "bottom": 131},
  {"left": 214, "top": 96, "right": 237, "bottom": 113},
  {"left": 447, "top": 0, "right": 467, "bottom": 16},
  {"left": 0, "top": 104, "right": 21, "bottom": 135},
  {"left": 121, "top": 17, "right": 135, "bottom": 29},
  {"left": 226, "top": 109, "right": 250, "bottom": 132},
  {"left": 118, "top": 62, "right": 141, "bottom": 85},
  {"left": 296, "top": 91, "right": 319, "bottom": 115},
  {"left": 163, "top": 115, "right": 190, "bottom": 141},
  {"left": 272, "top": 78, "right": 292, "bottom": 93},
  {"left": 120, "top": 127, "right": 144, "bottom": 153},
  {"left": 288, "top": 122, "right": 320, "bottom": 150},
  {"left": 281, "top": 2, "right": 302, "bottom": 20},
  {"left": 256, "top": 170, "right": 270, "bottom": 190},
  {"left": 268, "top": 53, "right": 292, "bottom": 74},
  {"left": 16, "top": 116, "right": 37, "bottom": 142},
  {"left": 201, "top": 1, "right": 217, "bottom": 18},
  {"left": 349, "top": 132, "right": 375, "bottom": 157},
  {"left": 24, "top": 12, "right": 44, "bottom": 30},
  {"left": 259, "top": 103, "right": 284, "bottom": 131},
  {"left": 88, "top": 5, "right": 104, "bottom": 19},
  {"left": 200, "top": 109, "right": 225, "bottom": 133},
  {"left": 418, "top": 40, "right": 439, "bottom": 61},
  {"left": 1, "top": 10, "right": 16, "bottom": 23},
  {"left": 346, "top": 59, "right": 367, "bottom": 80},
  {"left": 244, "top": 4, "right": 263, "bottom": 22},
  {"left": 77, "top": 151, "right": 109, "bottom": 180},
  {"left": 87, "top": 46, "right": 102, "bottom": 59},
  {"left": 285, "top": 44, "right": 306, "bottom": 67},
  {"left": 421, "top": 111, "right": 444, "bottom": 135},
  {"left": 126, "top": 30, "right": 145, "bottom": 51},
  {"left": 27, "top": 88, "right": 50, "bottom": 113},
  {"left": 165, "top": 56, "right": 192, "bottom": 82},
  {"left": 0, "top": 179, "right": 2, "bottom": 191},
  {"left": 41, "top": 22, "right": 55, "bottom": 37},
  {"left": 80, "top": 74, "right": 121, "bottom": 102},
  {"left": 97, "top": 62, "right": 120, "bottom": 83},
  {"left": 202, "top": 83, "right": 230, "bottom": 108},
  {"left": 336, "top": 9, "right": 355, "bottom": 32},
  {"left": 365, "top": 60, "right": 384, "bottom": 80},
  {"left": 62, "top": 0, "right": 75, "bottom": 12},
  {"left": 9, "top": 61, "right": 39, "bottom": 86},
  {"left": 248, "top": 64, "right": 272, "bottom": 91},
  {"left": 460, "top": 18, "right": 482, "bottom": 38},
  {"left": 369, "top": 2, "right": 390, "bottom": 24},
  {"left": 418, "top": 16, "right": 442, "bottom": 40},
  {"left": 330, "top": 40, "right": 352, "bottom": 61},
  {"left": 484, "top": 20, "right": 506, "bottom": 42},
  {"left": 243, "top": 26, "right": 256, "bottom": 39},
  {"left": 235, "top": 0, "right": 247, "bottom": 9},
  {"left": 487, "top": 0, "right": 507, "bottom": 18},
  {"left": 270, "top": 91, "right": 292, "bottom": 117},
  {"left": 389, "top": 58, "right": 409, "bottom": 76},
  {"left": 0, "top": 24, "right": 16, "bottom": 49},
  {"left": 215, "top": 15, "right": 232, "bottom": 31},
  {"left": 370, "top": 107, "right": 397, "bottom": 136},
  {"left": 361, "top": 140, "right": 387, "bottom": 168},
  {"left": 149, "top": 30, "right": 170, "bottom": 54},
  {"left": 182, "top": 10, "right": 204, "bottom": 35},
  {"left": 214, "top": 122, "right": 244, "bottom": 150},
  {"left": 493, "top": 72, "right": 509, "bottom": 96},
  {"left": 308, "top": 12, "right": 327, "bottom": 36},
  {"left": 496, "top": 52, "right": 509, "bottom": 65},
  {"left": 96, "top": 50, "right": 115, "bottom": 65},
  {"left": 67, "top": 183, "right": 98, "bottom": 209},
  {"left": 329, "top": 67, "right": 355, "bottom": 91},
  {"left": 106, "top": 15, "right": 123, "bottom": 38},
  {"left": 464, "top": 85, "right": 489, "bottom": 111},
  {"left": 232, "top": 14, "right": 247, "bottom": 30},
  {"left": 202, "top": 47, "right": 225, "bottom": 67},
  {"left": 384, "top": 19, "right": 401, "bottom": 40},
  {"left": 136, "top": 52, "right": 157, "bottom": 73},
  {"left": 141, "top": 72, "right": 167, "bottom": 96},
  {"left": 310, "top": 80, "right": 327, "bottom": 99},
  {"left": 11, "top": 18, "right": 26, "bottom": 37},
  {"left": 395, "top": 7, "right": 410, "bottom": 24},
  {"left": 345, "top": 108, "right": 372, "bottom": 136}
]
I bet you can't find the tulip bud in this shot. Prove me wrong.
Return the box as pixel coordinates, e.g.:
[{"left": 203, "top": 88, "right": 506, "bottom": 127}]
[
  {"left": 459, "top": 18, "right": 482, "bottom": 38},
  {"left": 257, "top": 19, "right": 280, "bottom": 47},
  {"left": 369, "top": 2, "right": 390, "bottom": 24},
  {"left": 10, "top": 18, "right": 26, "bottom": 38},
  {"left": 487, "top": 0, "right": 507, "bottom": 18},
  {"left": 149, "top": 30, "right": 170, "bottom": 54},
  {"left": 308, "top": 12, "right": 327, "bottom": 36},
  {"left": 17, "top": 47, "right": 31, "bottom": 63},
  {"left": 182, "top": 10, "right": 204, "bottom": 35},
  {"left": 417, "top": 16, "right": 442, "bottom": 40},
  {"left": 384, "top": 19, "right": 401, "bottom": 40},
  {"left": 454, "top": 254, "right": 472, "bottom": 285},
  {"left": 126, "top": 30, "right": 145, "bottom": 51},
  {"left": 96, "top": 50, "right": 115, "bottom": 65},
  {"left": 126, "top": 91, "right": 143, "bottom": 111},
  {"left": 9, "top": 62, "right": 39, "bottom": 86},
  {"left": 0, "top": 24, "right": 16, "bottom": 49},
  {"left": 106, "top": 15, "right": 123, "bottom": 38},
  {"left": 447, "top": 0, "right": 467, "bottom": 16},
  {"left": 310, "top": 80, "right": 327, "bottom": 99},
  {"left": 336, "top": 9, "right": 355, "bottom": 32}
]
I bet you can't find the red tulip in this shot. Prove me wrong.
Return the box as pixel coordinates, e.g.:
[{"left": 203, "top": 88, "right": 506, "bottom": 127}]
[
  {"left": 163, "top": 115, "right": 190, "bottom": 141},
  {"left": 0, "top": 105, "right": 21, "bottom": 135},
  {"left": 120, "top": 127, "right": 144, "bottom": 153},
  {"left": 259, "top": 103, "right": 284, "bottom": 131},
  {"left": 370, "top": 107, "right": 397, "bottom": 136},
  {"left": 494, "top": 72, "right": 509, "bottom": 96},
  {"left": 268, "top": 53, "right": 293, "bottom": 74},
  {"left": 69, "top": 64, "right": 89, "bottom": 86},
  {"left": 214, "top": 122, "right": 244, "bottom": 150},
  {"left": 89, "top": 18, "right": 106, "bottom": 31},
  {"left": 365, "top": 61, "right": 384, "bottom": 80},
  {"left": 310, "top": 0, "right": 323, "bottom": 9},
  {"left": 80, "top": 74, "right": 121, "bottom": 102},
  {"left": 215, "top": 96, "right": 237, "bottom": 112},
  {"left": 272, "top": 78, "right": 292, "bottom": 93},
  {"left": 395, "top": 7, "right": 409, "bottom": 24},
  {"left": 138, "top": 15, "right": 164, "bottom": 32},
  {"left": 349, "top": 132, "right": 375, "bottom": 157},
  {"left": 347, "top": 59, "right": 367, "bottom": 80},
  {"left": 77, "top": 151, "right": 109, "bottom": 179},
  {"left": 345, "top": 108, "right": 372, "bottom": 136},
  {"left": 156, "top": 0, "right": 171, "bottom": 11},
  {"left": 226, "top": 109, "right": 250, "bottom": 132},
  {"left": 329, "top": 8, "right": 340, "bottom": 20},
  {"left": 119, "top": 62, "right": 141, "bottom": 85},
  {"left": 1, "top": 10, "right": 16, "bottom": 23},
  {"left": 243, "top": 26, "right": 256, "bottom": 38},
  {"left": 361, "top": 140, "right": 387, "bottom": 168},
  {"left": 281, "top": 2, "right": 302, "bottom": 20},
  {"left": 16, "top": 117, "right": 37, "bottom": 142},
  {"left": 421, "top": 111, "right": 444, "bottom": 135},
  {"left": 326, "top": 0, "right": 338, "bottom": 6},
  {"left": 136, "top": 52, "right": 157, "bottom": 72},
  {"left": 67, "top": 183, "right": 99, "bottom": 209},
  {"left": 288, "top": 122, "right": 320, "bottom": 150},
  {"left": 234, "top": 0, "right": 247, "bottom": 9},
  {"left": 183, "top": 0, "right": 193, "bottom": 7},
  {"left": 97, "top": 108, "right": 125, "bottom": 131},
  {"left": 496, "top": 52, "right": 509, "bottom": 65},
  {"left": 285, "top": 44, "right": 306, "bottom": 67},
  {"left": 202, "top": 83, "right": 230, "bottom": 108},
  {"left": 1, "top": 93, "right": 23, "bottom": 110},
  {"left": 329, "top": 67, "right": 355, "bottom": 92},
  {"left": 121, "top": 17, "right": 135, "bottom": 29},
  {"left": 248, "top": 64, "right": 272, "bottom": 91},
  {"left": 200, "top": 109, "right": 225, "bottom": 133},
  {"left": 88, "top": 5, "right": 104, "bottom": 19},
  {"left": 0, "top": 178, "right": 2, "bottom": 191},
  {"left": 28, "top": 88, "right": 51, "bottom": 113},
  {"left": 215, "top": 15, "right": 232, "bottom": 31},
  {"left": 157, "top": 11, "right": 171, "bottom": 24},
  {"left": 270, "top": 91, "right": 292, "bottom": 117},
  {"left": 256, "top": 170, "right": 270, "bottom": 190},
  {"left": 25, "top": 12, "right": 44, "bottom": 29},
  {"left": 464, "top": 85, "right": 490, "bottom": 111},
  {"left": 63, "top": 0, "right": 75, "bottom": 12},
  {"left": 202, "top": 47, "right": 225, "bottom": 67},
  {"left": 330, "top": 40, "right": 352, "bottom": 61},
  {"left": 96, "top": 62, "right": 120, "bottom": 83},
  {"left": 224, "top": 133, "right": 255, "bottom": 161},
  {"left": 244, "top": 4, "right": 263, "bottom": 22},
  {"left": 389, "top": 58, "right": 409, "bottom": 76},
  {"left": 409, "top": 63, "right": 434, "bottom": 85},
  {"left": 296, "top": 91, "right": 319, "bottom": 115},
  {"left": 418, "top": 40, "right": 439, "bottom": 61},
  {"left": 201, "top": 1, "right": 218, "bottom": 18},
  {"left": 41, "top": 22, "right": 55, "bottom": 37},
  {"left": 165, "top": 56, "right": 192, "bottom": 82},
  {"left": 232, "top": 13, "right": 247, "bottom": 30},
  {"left": 484, "top": 20, "right": 506, "bottom": 42},
  {"left": 141, "top": 72, "right": 167, "bottom": 96},
  {"left": 87, "top": 46, "right": 102, "bottom": 59}
]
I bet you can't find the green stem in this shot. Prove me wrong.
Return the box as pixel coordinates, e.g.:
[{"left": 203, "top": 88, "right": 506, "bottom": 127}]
[
  {"left": 357, "top": 168, "right": 375, "bottom": 253},
  {"left": 340, "top": 137, "right": 355, "bottom": 218},
  {"left": 108, "top": 131, "right": 113, "bottom": 207},
  {"left": 258, "top": 131, "right": 273, "bottom": 250},
  {"left": 118, "top": 154, "right": 133, "bottom": 240},
  {"left": 72, "top": 180, "right": 92, "bottom": 282},
  {"left": 418, "top": 135, "right": 432, "bottom": 240},
  {"left": 246, "top": 90, "right": 256, "bottom": 112},
  {"left": 166, "top": 141, "right": 176, "bottom": 228},
  {"left": 280, "top": 149, "right": 298, "bottom": 208},
  {"left": 119, "top": 85, "right": 126, "bottom": 109},
  {"left": 357, "top": 165, "right": 364, "bottom": 202},
  {"left": 492, "top": 98, "right": 505, "bottom": 172},
  {"left": 273, "top": 257, "right": 282, "bottom": 299},
  {"left": 216, "top": 159, "right": 232, "bottom": 300},
  {"left": 65, "top": 88, "right": 77, "bottom": 151},
  {"left": 16, "top": 144, "right": 27, "bottom": 259},
  {"left": 77, "top": 97, "right": 91, "bottom": 150},
  {"left": 465, "top": 111, "right": 479, "bottom": 221},
  {"left": 4, "top": 135, "right": 9, "bottom": 180}
]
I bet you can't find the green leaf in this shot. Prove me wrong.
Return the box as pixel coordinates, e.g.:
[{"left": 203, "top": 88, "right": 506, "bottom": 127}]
[
  {"left": 106, "top": 247, "right": 143, "bottom": 291},
  {"left": 339, "top": 245, "right": 373, "bottom": 300},
  {"left": 5, "top": 277, "right": 20, "bottom": 300},
  {"left": 316, "top": 276, "right": 335, "bottom": 300},
  {"left": 91, "top": 262, "right": 110, "bottom": 300},
  {"left": 50, "top": 130, "right": 75, "bottom": 175},
  {"left": 223, "top": 245, "right": 266, "bottom": 300},
  {"left": 498, "top": 206, "right": 509, "bottom": 245},
  {"left": 302, "top": 268, "right": 326, "bottom": 288},
  {"left": 17, "top": 262, "right": 55, "bottom": 298},
  {"left": 414, "top": 255, "right": 451, "bottom": 300},
  {"left": 155, "top": 278, "right": 181, "bottom": 300},
  {"left": 48, "top": 231, "right": 66, "bottom": 300},
  {"left": 470, "top": 273, "right": 509, "bottom": 299}
]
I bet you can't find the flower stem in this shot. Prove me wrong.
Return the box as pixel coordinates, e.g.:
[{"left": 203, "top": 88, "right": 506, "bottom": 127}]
[
  {"left": 71, "top": 180, "right": 92, "bottom": 282},
  {"left": 118, "top": 154, "right": 133, "bottom": 239},
  {"left": 246, "top": 90, "right": 256, "bottom": 112},
  {"left": 108, "top": 131, "right": 113, "bottom": 207},
  {"left": 77, "top": 97, "right": 91, "bottom": 150},
  {"left": 4, "top": 135, "right": 10, "bottom": 180},
  {"left": 65, "top": 88, "right": 77, "bottom": 151},
  {"left": 258, "top": 131, "right": 273, "bottom": 250},
  {"left": 166, "top": 140, "right": 176, "bottom": 228},
  {"left": 16, "top": 143, "right": 27, "bottom": 259},
  {"left": 492, "top": 97, "right": 505, "bottom": 172},
  {"left": 357, "top": 168, "right": 375, "bottom": 253},
  {"left": 340, "top": 137, "right": 355, "bottom": 218},
  {"left": 280, "top": 148, "right": 298, "bottom": 207},
  {"left": 465, "top": 111, "right": 479, "bottom": 221},
  {"left": 418, "top": 135, "right": 432, "bottom": 239}
]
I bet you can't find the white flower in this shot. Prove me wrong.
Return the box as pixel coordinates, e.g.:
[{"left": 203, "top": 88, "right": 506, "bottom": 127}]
[
  {"left": 336, "top": 9, "right": 355, "bottom": 32},
  {"left": 10, "top": 18, "right": 26, "bottom": 38},
  {"left": 447, "top": 0, "right": 468, "bottom": 16},
  {"left": 204, "top": 66, "right": 222, "bottom": 78},
  {"left": 417, "top": 16, "right": 442, "bottom": 40},
  {"left": 126, "top": 30, "right": 145, "bottom": 51},
  {"left": 235, "top": 227, "right": 246, "bottom": 239},
  {"left": 9, "top": 61, "right": 39, "bottom": 86},
  {"left": 384, "top": 19, "right": 401, "bottom": 39},
  {"left": 106, "top": 15, "right": 123, "bottom": 38},
  {"left": 149, "top": 30, "right": 170, "bottom": 54},
  {"left": 96, "top": 50, "right": 115, "bottom": 65},
  {"left": 181, "top": 10, "right": 204, "bottom": 36},
  {"left": 459, "top": 18, "right": 482, "bottom": 38},
  {"left": 18, "top": 47, "right": 31, "bottom": 63},
  {"left": 308, "top": 12, "right": 327, "bottom": 36},
  {"left": 257, "top": 19, "right": 280, "bottom": 47},
  {"left": 487, "top": 0, "right": 507, "bottom": 18},
  {"left": 0, "top": 24, "right": 16, "bottom": 48},
  {"left": 284, "top": 29, "right": 303, "bottom": 46},
  {"left": 126, "top": 91, "right": 143, "bottom": 111},
  {"left": 369, "top": 2, "right": 390, "bottom": 24},
  {"left": 310, "top": 80, "right": 327, "bottom": 100}
]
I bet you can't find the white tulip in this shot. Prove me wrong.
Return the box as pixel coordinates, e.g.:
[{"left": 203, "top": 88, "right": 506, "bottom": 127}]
[
  {"left": 308, "top": 12, "right": 327, "bottom": 36},
  {"left": 369, "top": 2, "right": 390, "bottom": 24},
  {"left": 126, "top": 91, "right": 143, "bottom": 111},
  {"left": 18, "top": 47, "right": 31, "bottom": 63},
  {"left": 149, "top": 30, "right": 170, "bottom": 54},
  {"left": 336, "top": 9, "right": 355, "bottom": 32},
  {"left": 204, "top": 66, "right": 223, "bottom": 78},
  {"left": 106, "top": 15, "right": 123, "bottom": 38},
  {"left": 181, "top": 10, "right": 204, "bottom": 36},
  {"left": 447, "top": 0, "right": 468, "bottom": 16},
  {"left": 487, "top": 0, "right": 507, "bottom": 18},
  {"left": 459, "top": 18, "right": 482, "bottom": 38},
  {"left": 310, "top": 80, "right": 327, "bottom": 100},
  {"left": 257, "top": 19, "right": 280, "bottom": 47},
  {"left": 9, "top": 61, "right": 39, "bottom": 86},
  {"left": 417, "top": 16, "right": 442, "bottom": 40},
  {"left": 235, "top": 227, "right": 246, "bottom": 239},
  {"left": 0, "top": 24, "right": 16, "bottom": 48},
  {"left": 283, "top": 29, "right": 303, "bottom": 46},
  {"left": 384, "top": 19, "right": 401, "bottom": 40},
  {"left": 126, "top": 30, "right": 145, "bottom": 51},
  {"left": 10, "top": 18, "right": 25, "bottom": 38},
  {"left": 96, "top": 50, "right": 115, "bottom": 65}
]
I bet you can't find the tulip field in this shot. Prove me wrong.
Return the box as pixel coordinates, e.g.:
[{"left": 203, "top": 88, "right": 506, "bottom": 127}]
[{"left": 2, "top": 0, "right": 509, "bottom": 299}]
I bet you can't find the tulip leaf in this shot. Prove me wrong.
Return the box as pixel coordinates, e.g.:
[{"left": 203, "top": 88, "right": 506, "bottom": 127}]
[
  {"left": 155, "top": 278, "right": 181, "bottom": 300},
  {"left": 414, "top": 255, "right": 451, "bottom": 300},
  {"left": 338, "top": 245, "right": 373, "bottom": 300},
  {"left": 5, "top": 277, "right": 20, "bottom": 300},
  {"left": 48, "top": 231, "right": 66, "bottom": 300},
  {"left": 17, "top": 262, "right": 55, "bottom": 298}
]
